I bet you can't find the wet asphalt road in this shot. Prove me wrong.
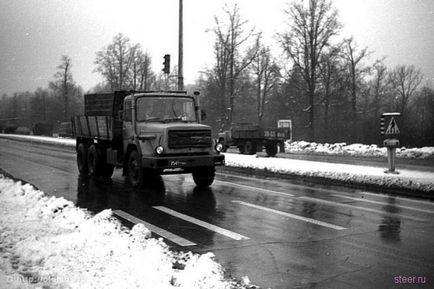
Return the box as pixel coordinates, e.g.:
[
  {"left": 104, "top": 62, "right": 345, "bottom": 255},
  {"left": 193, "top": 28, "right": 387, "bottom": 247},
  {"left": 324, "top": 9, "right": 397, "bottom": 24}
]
[{"left": 1, "top": 138, "right": 434, "bottom": 288}]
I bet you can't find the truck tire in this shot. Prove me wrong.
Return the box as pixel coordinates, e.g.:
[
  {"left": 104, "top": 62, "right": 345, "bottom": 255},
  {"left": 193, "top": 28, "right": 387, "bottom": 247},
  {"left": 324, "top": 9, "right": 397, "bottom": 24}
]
[
  {"left": 238, "top": 144, "right": 245, "bottom": 154},
  {"left": 265, "top": 142, "right": 278, "bottom": 157},
  {"left": 87, "top": 144, "right": 102, "bottom": 177},
  {"left": 77, "top": 143, "right": 88, "bottom": 175},
  {"left": 192, "top": 167, "right": 215, "bottom": 187},
  {"left": 244, "top": 141, "right": 257, "bottom": 155},
  {"left": 127, "top": 150, "right": 143, "bottom": 187}
]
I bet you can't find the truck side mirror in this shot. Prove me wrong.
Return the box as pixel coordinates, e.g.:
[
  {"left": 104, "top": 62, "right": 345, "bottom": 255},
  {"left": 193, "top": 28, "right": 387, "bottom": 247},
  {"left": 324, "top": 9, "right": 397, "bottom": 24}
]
[{"left": 201, "top": 110, "right": 207, "bottom": 121}]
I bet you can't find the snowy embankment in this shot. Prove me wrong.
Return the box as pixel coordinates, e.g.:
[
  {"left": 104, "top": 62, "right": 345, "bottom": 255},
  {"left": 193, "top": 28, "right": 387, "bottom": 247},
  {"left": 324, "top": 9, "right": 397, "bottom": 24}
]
[
  {"left": 285, "top": 141, "right": 434, "bottom": 159},
  {"left": 224, "top": 153, "right": 434, "bottom": 193},
  {"left": 0, "top": 176, "right": 245, "bottom": 289}
]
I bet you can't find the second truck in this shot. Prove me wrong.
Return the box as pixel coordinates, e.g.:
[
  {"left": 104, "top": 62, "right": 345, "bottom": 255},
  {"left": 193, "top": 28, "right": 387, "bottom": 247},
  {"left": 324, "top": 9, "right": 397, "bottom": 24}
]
[{"left": 72, "top": 90, "right": 225, "bottom": 187}]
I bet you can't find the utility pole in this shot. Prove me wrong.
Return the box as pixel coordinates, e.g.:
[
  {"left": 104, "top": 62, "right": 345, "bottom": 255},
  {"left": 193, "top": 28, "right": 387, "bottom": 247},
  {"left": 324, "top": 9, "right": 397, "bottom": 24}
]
[{"left": 178, "top": 0, "right": 184, "bottom": 90}]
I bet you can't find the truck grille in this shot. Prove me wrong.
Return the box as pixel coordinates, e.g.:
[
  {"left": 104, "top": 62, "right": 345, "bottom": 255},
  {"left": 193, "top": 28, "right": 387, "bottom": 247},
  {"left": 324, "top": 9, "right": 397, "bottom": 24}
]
[{"left": 168, "top": 130, "right": 212, "bottom": 149}]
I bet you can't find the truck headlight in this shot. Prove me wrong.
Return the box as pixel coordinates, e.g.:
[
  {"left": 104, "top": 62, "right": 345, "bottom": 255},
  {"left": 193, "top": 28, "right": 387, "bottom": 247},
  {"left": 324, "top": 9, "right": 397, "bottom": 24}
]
[
  {"left": 155, "top": 146, "right": 164, "bottom": 155},
  {"left": 215, "top": 143, "right": 223, "bottom": 152}
]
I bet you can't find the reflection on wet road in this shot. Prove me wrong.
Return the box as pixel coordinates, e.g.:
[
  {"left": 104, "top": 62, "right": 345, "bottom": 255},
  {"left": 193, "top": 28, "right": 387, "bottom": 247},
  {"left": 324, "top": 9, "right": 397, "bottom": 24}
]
[{"left": 1, "top": 138, "right": 434, "bottom": 288}]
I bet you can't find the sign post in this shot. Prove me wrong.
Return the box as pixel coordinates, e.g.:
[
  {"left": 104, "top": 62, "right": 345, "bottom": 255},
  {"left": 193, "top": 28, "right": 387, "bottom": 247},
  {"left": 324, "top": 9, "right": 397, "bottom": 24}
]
[
  {"left": 277, "top": 119, "right": 292, "bottom": 153},
  {"left": 380, "top": 112, "right": 401, "bottom": 174}
]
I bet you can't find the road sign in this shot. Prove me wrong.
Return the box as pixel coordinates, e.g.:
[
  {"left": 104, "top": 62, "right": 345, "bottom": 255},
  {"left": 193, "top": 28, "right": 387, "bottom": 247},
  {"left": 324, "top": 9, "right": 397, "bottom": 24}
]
[
  {"left": 385, "top": 117, "right": 400, "bottom": 135},
  {"left": 380, "top": 112, "right": 401, "bottom": 136}
]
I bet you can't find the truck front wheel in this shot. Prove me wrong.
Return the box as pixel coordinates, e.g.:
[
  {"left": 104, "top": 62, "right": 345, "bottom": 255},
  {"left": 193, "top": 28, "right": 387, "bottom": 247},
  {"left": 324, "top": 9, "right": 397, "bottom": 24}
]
[
  {"left": 244, "top": 141, "right": 257, "bottom": 155},
  {"left": 77, "top": 143, "right": 88, "bottom": 175},
  {"left": 192, "top": 167, "right": 215, "bottom": 187},
  {"left": 127, "top": 150, "right": 143, "bottom": 187}
]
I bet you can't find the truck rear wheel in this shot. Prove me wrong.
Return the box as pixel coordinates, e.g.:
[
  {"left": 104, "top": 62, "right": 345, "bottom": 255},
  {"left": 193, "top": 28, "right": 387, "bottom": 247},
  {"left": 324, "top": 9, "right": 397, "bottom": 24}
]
[
  {"left": 127, "top": 150, "right": 143, "bottom": 187},
  {"left": 77, "top": 143, "right": 88, "bottom": 175},
  {"left": 87, "top": 144, "right": 102, "bottom": 177},
  {"left": 192, "top": 167, "right": 215, "bottom": 187},
  {"left": 265, "top": 142, "right": 278, "bottom": 157}
]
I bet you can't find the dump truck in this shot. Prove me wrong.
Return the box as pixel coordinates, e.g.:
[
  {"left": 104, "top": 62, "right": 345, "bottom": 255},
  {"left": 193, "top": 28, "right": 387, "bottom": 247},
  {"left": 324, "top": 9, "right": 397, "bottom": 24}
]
[
  {"left": 218, "top": 120, "right": 292, "bottom": 157},
  {"left": 72, "top": 90, "right": 225, "bottom": 187}
]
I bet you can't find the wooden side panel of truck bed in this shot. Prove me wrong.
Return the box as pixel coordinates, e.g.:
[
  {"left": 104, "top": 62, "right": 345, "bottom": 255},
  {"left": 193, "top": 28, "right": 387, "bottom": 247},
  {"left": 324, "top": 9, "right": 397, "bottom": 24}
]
[{"left": 72, "top": 115, "right": 114, "bottom": 140}]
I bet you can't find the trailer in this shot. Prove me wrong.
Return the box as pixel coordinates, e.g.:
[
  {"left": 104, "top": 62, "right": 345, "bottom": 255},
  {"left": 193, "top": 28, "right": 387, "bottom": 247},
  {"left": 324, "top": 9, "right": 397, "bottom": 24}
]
[{"left": 218, "top": 120, "right": 291, "bottom": 157}]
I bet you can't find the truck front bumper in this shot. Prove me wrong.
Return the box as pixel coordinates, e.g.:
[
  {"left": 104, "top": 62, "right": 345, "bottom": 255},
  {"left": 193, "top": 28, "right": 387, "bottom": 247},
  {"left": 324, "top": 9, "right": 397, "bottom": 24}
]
[{"left": 141, "top": 154, "right": 225, "bottom": 170}]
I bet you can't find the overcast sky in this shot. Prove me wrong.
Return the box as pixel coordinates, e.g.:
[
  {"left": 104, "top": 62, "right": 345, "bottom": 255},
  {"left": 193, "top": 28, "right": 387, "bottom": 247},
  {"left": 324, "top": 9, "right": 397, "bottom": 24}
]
[{"left": 0, "top": 0, "right": 433, "bottom": 95}]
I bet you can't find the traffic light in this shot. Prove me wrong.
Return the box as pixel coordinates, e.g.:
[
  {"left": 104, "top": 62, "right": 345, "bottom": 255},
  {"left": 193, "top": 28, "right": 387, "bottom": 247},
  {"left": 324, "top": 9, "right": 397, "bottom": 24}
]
[{"left": 162, "top": 54, "right": 170, "bottom": 74}]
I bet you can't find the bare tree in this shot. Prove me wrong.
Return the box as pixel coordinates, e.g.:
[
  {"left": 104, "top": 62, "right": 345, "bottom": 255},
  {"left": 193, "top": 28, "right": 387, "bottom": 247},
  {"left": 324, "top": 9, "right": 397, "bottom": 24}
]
[
  {"left": 50, "top": 55, "right": 74, "bottom": 121},
  {"left": 130, "top": 45, "right": 154, "bottom": 90},
  {"left": 370, "top": 58, "right": 389, "bottom": 118},
  {"left": 341, "top": 37, "right": 370, "bottom": 118},
  {"left": 95, "top": 33, "right": 134, "bottom": 91},
  {"left": 211, "top": 4, "right": 260, "bottom": 129},
  {"left": 279, "top": 0, "right": 341, "bottom": 141},
  {"left": 389, "top": 64, "right": 423, "bottom": 118},
  {"left": 318, "top": 44, "right": 342, "bottom": 141},
  {"left": 251, "top": 41, "right": 281, "bottom": 124}
]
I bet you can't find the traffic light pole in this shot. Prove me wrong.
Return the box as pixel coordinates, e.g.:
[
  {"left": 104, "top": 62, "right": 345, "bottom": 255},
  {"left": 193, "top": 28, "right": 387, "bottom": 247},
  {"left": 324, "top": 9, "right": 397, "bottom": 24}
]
[{"left": 178, "top": 0, "right": 184, "bottom": 91}]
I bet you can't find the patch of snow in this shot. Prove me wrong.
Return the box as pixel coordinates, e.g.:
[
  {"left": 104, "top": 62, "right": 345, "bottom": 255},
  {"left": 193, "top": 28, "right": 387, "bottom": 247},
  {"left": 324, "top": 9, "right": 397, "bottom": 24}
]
[
  {"left": 285, "top": 140, "right": 434, "bottom": 159},
  {"left": 225, "top": 154, "right": 434, "bottom": 193},
  {"left": 0, "top": 176, "right": 242, "bottom": 289}
]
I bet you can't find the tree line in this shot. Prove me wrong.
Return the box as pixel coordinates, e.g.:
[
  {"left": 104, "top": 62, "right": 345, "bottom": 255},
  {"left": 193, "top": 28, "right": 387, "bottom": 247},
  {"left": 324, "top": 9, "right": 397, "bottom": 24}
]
[
  {"left": 197, "top": 0, "right": 434, "bottom": 147},
  {"left": 0, "top": 0, "right": 433, "bottom": 146}
]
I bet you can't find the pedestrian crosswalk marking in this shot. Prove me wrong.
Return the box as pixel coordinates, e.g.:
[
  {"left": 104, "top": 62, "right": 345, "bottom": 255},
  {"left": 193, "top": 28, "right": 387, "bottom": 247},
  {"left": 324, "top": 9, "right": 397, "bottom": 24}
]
[
  {"left": 153, "top": 206, "right": 250, "bottom": 240},
  {"left": 232, "top": 200, "right": 346, "bottom": 230},
  {"left": 113, "top": 210, "right": 197, "bottom": 247},
  {"left": 385, "top": 117, "right": 400, "bottom": 134}
]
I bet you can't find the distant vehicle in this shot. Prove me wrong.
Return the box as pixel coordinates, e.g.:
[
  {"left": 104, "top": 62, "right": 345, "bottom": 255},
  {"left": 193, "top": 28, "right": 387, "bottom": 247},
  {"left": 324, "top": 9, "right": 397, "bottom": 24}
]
[
  {"left": 33, "top": 122, "right": 53, "bottom": 136},
  {"left": 4, "top": 126, "right": 17, "bottom": 134},
  {"left": 16, "top": 126, "right": 31, "bottom": 135},
  {"left": 71, "top": 90, "right": 224, "bottom": 187},
  {"left": 218, "top": 120, "right": 292, "bottom": 157},
  {"left": 58, "top": 122, "right": 72, "bottom": 138}
]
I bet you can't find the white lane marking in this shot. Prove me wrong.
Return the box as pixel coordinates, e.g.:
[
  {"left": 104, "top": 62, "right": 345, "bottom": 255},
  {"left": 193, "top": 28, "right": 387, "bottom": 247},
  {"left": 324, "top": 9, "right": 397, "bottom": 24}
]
[
  {"left": 153, "top": 206, "right": 250, "bottom": 241},
  {"left": 232, "top": 200, "right": 346, "bottom": 231},
  {"left": 332, "top": 194, "right": 434, "bottom": 214},
  {"left": 298, "top": 196, "right": 427, "bottom": 222},
  {"left": 215, "top": 180, "right": 295, "bottom": 197},
  {"left": 113, "top": 210, "right": 196, "bottom": 247},
  {"left": 360, "top": 191, "right": 434, "bottom": 207}
]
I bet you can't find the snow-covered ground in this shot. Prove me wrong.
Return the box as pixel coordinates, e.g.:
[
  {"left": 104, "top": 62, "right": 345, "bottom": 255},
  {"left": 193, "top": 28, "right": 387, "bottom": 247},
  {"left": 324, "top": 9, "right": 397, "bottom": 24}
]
[
  {"left": 0, "top": 176, "right": 248, "bottom": 289},
  {"left": 285, "top": 141, "right": 434, "bottom": 159}
]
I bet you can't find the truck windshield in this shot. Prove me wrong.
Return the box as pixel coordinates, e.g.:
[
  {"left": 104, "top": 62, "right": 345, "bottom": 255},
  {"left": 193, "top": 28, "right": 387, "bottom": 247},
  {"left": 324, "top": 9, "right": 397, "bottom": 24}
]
[{"left": 136, "top": 96, "right": 196, "bottom": 122}]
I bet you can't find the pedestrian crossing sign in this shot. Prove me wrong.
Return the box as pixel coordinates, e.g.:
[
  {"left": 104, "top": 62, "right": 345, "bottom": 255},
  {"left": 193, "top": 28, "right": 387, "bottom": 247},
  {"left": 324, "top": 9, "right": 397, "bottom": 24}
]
[{"left": 385, "top": 117, "right": 400, "bottom": 135}]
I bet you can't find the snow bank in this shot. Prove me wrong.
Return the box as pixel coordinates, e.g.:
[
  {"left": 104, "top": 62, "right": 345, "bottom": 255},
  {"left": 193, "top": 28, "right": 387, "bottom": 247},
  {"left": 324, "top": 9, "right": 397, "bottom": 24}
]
[
  {"left": 285, "top": 141, "right": 434, "bottom": 159},
  {"left": 224, "top": 154, "right": 434, "bottom": 193},
  {"left": 0, "top": 175, "right": 244, "bottom": 289}
]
